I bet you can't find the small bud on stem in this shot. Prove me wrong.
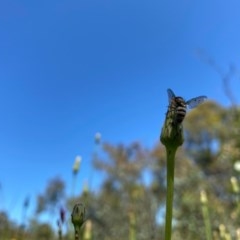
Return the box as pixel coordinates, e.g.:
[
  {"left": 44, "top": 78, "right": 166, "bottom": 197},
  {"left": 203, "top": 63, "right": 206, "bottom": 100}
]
[{"left": 71, "top": 203, "right": 86, "bottom": 240}]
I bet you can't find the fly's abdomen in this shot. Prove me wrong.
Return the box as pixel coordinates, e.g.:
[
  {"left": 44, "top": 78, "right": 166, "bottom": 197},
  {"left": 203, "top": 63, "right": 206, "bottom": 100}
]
[
  {"left": 174, "top": 97, "right": 186, "bottom": 124},
  {"left": 175, "top": 106, "right": 186, "bottom": 123}
]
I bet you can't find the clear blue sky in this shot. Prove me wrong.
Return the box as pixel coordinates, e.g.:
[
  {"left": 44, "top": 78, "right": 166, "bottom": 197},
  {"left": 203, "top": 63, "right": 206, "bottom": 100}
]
[{"left": 1, "top": 0, "right": 240, "bottom": 223}]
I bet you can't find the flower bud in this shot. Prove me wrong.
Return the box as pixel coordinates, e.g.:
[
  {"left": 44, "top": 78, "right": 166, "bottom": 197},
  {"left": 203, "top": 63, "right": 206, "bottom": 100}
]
[
  {"left": 71, "top": 203, "right": 86, "bottom": 228},
  {"left": 94, "top": 132, "right": 101, "bottom": 144},
  {"left": 72, "top": 156, "right": 82, "bottom": 175}
]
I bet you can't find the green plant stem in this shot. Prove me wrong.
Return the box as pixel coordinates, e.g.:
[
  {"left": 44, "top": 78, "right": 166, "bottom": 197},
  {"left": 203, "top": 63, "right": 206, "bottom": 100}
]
[
  {"left": 164, "top": 147, "right": 177, "bottom": 240},
  {"left": 58, "top": 228, "right": 62, "bottom": 240},
  {"left": 200, "top": 190, "right": 212, "bottom": 240},
  {"left": 201, "top": 204, "right": 212, "bottom": 240},
  {"left": 72, "top": 173, "right": 77, "bottom": 197},
  {"left": 129, "top": 211, "right": 136, "bottom": 240},
  {"left": 160, "top": 109, "right": 183, "bottom": 240},
  {"left": 74, "top": 226, "right": 81, "bottom": 240}
]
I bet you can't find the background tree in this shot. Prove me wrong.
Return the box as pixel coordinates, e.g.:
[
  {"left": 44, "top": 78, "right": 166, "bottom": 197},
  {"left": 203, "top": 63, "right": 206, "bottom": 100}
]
[
  {"left": 171, "top": 101, "right": 240, "bottom": 239},
  {"left": 29, "top": 219, "right": 55, "bottom": 240},
  {"left": 1, "top": 99, "right": 240, "bottom": 240},
  {"left": 36, "top": 177, "right": 65, "bottom": 215},
  {"left": 68, "top": 142, "right": 161, "bottom": 240}
]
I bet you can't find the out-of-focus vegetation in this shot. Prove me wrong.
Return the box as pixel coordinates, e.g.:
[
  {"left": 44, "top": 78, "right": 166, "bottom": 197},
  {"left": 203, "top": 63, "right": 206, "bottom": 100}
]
[{"left": 1, "top": 100, "right": 240, "bottom": 240}]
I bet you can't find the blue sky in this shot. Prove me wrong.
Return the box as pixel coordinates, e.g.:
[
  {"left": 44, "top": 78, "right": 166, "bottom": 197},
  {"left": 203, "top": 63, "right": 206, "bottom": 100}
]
[{"left": 0, "top": 0, "right": 240, "bottom": 224}]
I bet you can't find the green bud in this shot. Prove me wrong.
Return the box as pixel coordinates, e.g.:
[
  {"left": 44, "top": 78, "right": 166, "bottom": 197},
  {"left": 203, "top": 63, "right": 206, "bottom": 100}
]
[
  {"left": 160, "top": 107, "right": 184, "bottom": 149},
  {"left": 71, "top": 203, "right": 86, "bottom": 229}
]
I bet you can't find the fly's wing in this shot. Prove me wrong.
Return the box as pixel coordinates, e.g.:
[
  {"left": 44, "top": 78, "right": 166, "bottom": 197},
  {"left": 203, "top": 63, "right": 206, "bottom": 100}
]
[
  {"left": 186, "top": 96, "right": 207, "bottom": 109},
  {"left": 167, "top": 88, "right": 175, "bottom": 104}
]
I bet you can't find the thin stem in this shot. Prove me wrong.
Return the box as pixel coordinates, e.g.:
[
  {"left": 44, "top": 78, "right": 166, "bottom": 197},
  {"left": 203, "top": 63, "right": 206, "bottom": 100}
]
[
  {"left": 75, "top": 227, "right": 80, "bottom": 240},
  {"left": 72, "top": 173, "right": 77, "bottom": 197},
  {"left": 58, "top": 229, "right": 62, "bottom": 240},
  {"left": 164, "top": 147, "right": 177, "bottom": 240},
  {"left": 129, "top": 211, "right": 136, "bottom": 240},
  {"left": 202, "top": 204, "right": 212, "bottom": 240},
  {"left": 200, "top": 190, "right": 212, "bottom": 240}
]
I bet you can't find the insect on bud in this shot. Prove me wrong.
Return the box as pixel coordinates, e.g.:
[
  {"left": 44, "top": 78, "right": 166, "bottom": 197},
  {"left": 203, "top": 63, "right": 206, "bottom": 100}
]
[
  {"left": 160, "top": 111, "right": 184, "bottom": 148},
  {"left": 160, "top": 88, "right": 207, "bottom": 148}
]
